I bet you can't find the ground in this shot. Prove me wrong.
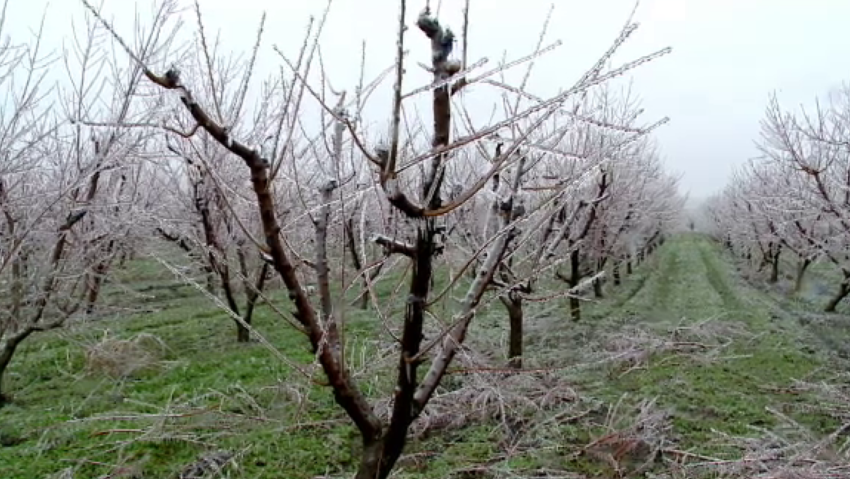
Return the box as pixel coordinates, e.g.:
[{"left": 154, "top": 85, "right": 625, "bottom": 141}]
[{"left": 1, "top": 234, "right": 848, "bottom": 478}]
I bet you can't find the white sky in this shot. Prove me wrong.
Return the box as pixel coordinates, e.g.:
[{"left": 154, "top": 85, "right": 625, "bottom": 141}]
[{"left": 9, "top": 0, "right": 850, "bottom": 200}]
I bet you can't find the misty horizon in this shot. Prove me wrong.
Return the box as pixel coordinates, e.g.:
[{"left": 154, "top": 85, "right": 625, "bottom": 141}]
[{"left": 8, "top": 0, "right": 850, "bottom": 202}]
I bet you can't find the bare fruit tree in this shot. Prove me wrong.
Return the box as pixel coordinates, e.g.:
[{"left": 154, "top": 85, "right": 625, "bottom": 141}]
[
  {"left": 712, "top": 85, "right": 850, "bottom": 309},
  {"left": 150, "top": 17, "right": 275, "bottom": 342},
  {"left": 81, "top": 0, "right": 673, "bottom": 476},
  {"left": 0, "top": 5, "right": 159, "bottom": 403}
]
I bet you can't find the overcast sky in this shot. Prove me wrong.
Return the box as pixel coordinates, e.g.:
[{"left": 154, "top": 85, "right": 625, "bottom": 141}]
[{"left": 9, "top": 0, "right": 850, "bottom": 200}]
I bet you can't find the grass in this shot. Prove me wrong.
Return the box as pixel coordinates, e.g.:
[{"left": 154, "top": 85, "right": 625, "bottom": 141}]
[
  {"left": 1, "top": 234, "right": 849, "bottom": 478},
  {"left": 596, "top": 236, "right": 829, "bottom": 442}
]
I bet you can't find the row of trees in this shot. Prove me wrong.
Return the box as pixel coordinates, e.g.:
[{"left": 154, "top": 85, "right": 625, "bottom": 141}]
[
  {"left": 708, "top": 84, "right": 850, "bottom": 312},
  {"left": 0, "top": 1, "right": 157, "bottom": 402},
  {"left": 0, "top": 1, "right": 683, "bottom": 477}
]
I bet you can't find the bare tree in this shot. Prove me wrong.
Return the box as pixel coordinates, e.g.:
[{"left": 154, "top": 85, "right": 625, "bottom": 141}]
[
  {"left": 0, "top": 6, "right": 158, "bottom": 402},
  {"left": 714, "top": 85, "right": 850, "bottom": 308},
  {"left": 81, "top": 0, "right": 673, "bottom": 476}
]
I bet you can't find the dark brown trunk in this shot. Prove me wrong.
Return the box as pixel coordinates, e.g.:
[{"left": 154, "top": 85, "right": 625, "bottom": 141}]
[
  {"left": 235, "top": 317, "right": 250, "bottom": 343},
  {"left": 825, "top": 281, "right": 850, "bottom": 313},
  {"left": 358, "top": 288, "right": 369, "bottom": 310},
  {"left": 569, "top": 296, "right": 581, "bottom": 321},
  {"left": 593, "top": 275, "right": 604, "bottom": 298},
  {"left": 793, "top": 258, "right": 811, "bottom": 294},
  {"left": 207, "top": 250, "right": 244, "bottom": 341},
  {"left": 236, "top": 246, "right": 269, "bottom": 343},
  {"left": 345, "top": 218, "right": 369, "bottom": 310},
  {"left": 769, "top": 252, "right": 780, "bottom": 284},
  {"left": 357, "top": 13, "right": 456, "bottom": 476},
  {"left": 613, "top": 261, "right": 621, "bottom": 285},
  {"left": 0, "top": 347, "right": 14, "bottom": 406},
  {"left": 205, "top": 267, "right": 216, "bottom": 294},
  {"left": 593, "top": 256, "right": 605, "bottom": 298},
  {"left": 355, "top": 439, "right": 387, "bottom": 479},
  {"left": 0, "top": 330, "right": 32, "bottom": 406},
  {"left": 569, "top": 249, "right": 581, "bottom": 321},
  {"left": 86, "top": 271, "right": 103, "bottom": 310},
  {"left": 241, "top": 263, "right": 269, "bottom": 342},
  {"left": 195, "top": 180, "right": 245, "bottom": 341},
  {"left": 501, "top": 294, "right": 523, "bottom": 369},
  {"left": 85, "top": 257, "right": 111, "bottom": 315},
  {"left": 218, "top": 273, "right": 244, "bottom": 341},
  {"left": 371, "top": 228, "right": 434, "bottom": 477},
  {"left": 117, "top": 248, "right": 129, "bottom": 268},
  {"left": 10, "top": 253, "right": 24, "bottom": 322}
]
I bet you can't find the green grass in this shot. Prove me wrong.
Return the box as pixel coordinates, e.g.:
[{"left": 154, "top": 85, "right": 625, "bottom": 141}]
[
  {"left": 528, "top": 234, "right": 844, "bottom": 471},
  {"left": 1, "top": 235, "right": 848, "bottom": 478},
  {"left": 592, "top": 236, "right": 832, "bottom": 430},
  {"left": 0, "top": 304, "right": 350, "bottom": 477}
]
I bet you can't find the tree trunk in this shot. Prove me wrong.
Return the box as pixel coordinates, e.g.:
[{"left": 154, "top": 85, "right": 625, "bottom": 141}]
[
  {"left": 593, "top": 275, "right": 604, "bottom": 298},
  {"left": 10, "top": 253, "right": 25, "bottom": 322},
  {"left": 593, "top": 257, "right": 605, "bottom": 298},
  {"left": 501, "top": 294, "right": 523, "bottom": 369},
  {"left": 212, "top": 266, "right": 245, "bottom": 342},
  {"left": 345, "top": 218, "right": 370, "bottom": 310},
  {"left": 626, "top": 260, "right": 633, "bottom": 275},
  {"left": 236, "top": 246, "right": 270, "bottom": 343},
  {"left": 354, "top": 438, "right": 381, "bottom": 479},
  {"left": 352, "top": 15, "right": 459, "bottom": 476},
  {"left": 218, "top": 278, "right": 246, "bottom": 342},
  {"left": 569, "top": 249, "right": 581, "bottom": 321},
  {"left": 769, "top": 254, "right": 780, "bottom": 284},
  {"left": 205, "top": 268, "right": 216, "bottom": 294},
  {"left": 85, "top": 238, "right": 118, "bottom": 314},
  {"left": 825, "top": 281, "right": 850, "bottom": 313},
  {"left": 569, "top": 296, "right": 581, "bottom": 321},
  {"left": 117, "top": 247, "right": 129, "bottom": 268},
  {"left": 239, "top": 263, "right": 269, "bottom": 343},
  {"left": 354, "top": 437, "right": 397, "bottom": 479},
  {"left": 85, "top": 261, "right": 109, "bottom": 315},
  {"left": 793, "top": 258, "right": 811, "bottom": 294},
  {"left": 768, "top": 247, "right": 782, "bottom": 284},
  {"left": 0, "top": 331, "right": 32, "bottom": 406},
  {"left": 0, "top": 347, "right": 13, "bottom": 406},
  {"left": 235, "top": 317, "right": 250, "bottom": 342},
  {"left": 613, "top": 262, "right": 621, "bottom": 286},
  {"left": 351, "top": 228, "right": 436, "bottom": 479}
]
